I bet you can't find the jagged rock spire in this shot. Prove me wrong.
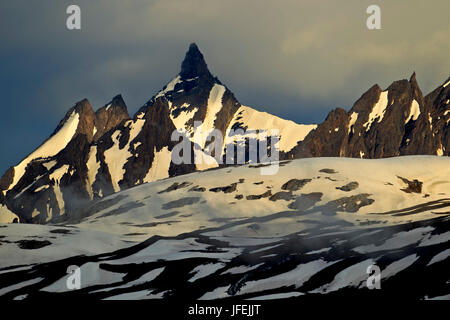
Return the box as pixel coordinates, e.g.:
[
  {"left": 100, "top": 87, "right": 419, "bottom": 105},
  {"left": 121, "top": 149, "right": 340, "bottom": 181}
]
[
  {"left": 180, "top": 43, "right": 211, "bottom": 79},
  {"left": 94, "top": 95, "right": 130, "bottom": 140}
]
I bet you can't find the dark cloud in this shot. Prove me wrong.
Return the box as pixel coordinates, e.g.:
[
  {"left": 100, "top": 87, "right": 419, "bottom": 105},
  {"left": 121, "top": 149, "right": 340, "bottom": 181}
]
[{"left": 0, "top": 0, "right": 449, "bottom": 173}]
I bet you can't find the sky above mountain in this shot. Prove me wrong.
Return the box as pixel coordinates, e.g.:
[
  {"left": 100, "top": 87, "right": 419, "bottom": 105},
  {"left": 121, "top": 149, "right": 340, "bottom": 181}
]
[{"left": 0, "top": 0, "right": 449, "bottom": 174}]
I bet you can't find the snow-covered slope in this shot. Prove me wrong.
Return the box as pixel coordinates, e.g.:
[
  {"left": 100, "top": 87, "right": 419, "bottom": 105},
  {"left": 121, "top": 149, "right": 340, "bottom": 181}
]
[
  {"left": 0, "top": 224, "right": 131, "bottom": 269},
  {"left": 0, "top": 156, "right": 448, "bottom": 300},
  {"left": 225, "top": 106, "right": 317, "bottom": 153},
  {"left": 67, "top": 156, "right": 450, "bottom": 242},
  {"left": 6, "top": 111, "right": 80, "bottom": 192}
]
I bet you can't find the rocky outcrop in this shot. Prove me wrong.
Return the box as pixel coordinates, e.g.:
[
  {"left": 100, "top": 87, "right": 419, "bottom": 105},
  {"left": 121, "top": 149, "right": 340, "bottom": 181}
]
[
  {"left": 425, "top": 76, "right": 450, "bottom": 156},
  {"left": 287, "top": 108, "right": 348, "bottom": 158},
  {"left": 94, "top": 95, "right": 130, "bottom": 140},
  {"left": 287, "top": 73, "right": 449, "bottom": 159}
]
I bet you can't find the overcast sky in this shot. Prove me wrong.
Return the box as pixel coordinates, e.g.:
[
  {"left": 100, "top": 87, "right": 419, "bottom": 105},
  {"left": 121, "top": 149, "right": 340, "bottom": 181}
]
[{"left": 0, "top": 0, "right": 449, "bottom": 174}]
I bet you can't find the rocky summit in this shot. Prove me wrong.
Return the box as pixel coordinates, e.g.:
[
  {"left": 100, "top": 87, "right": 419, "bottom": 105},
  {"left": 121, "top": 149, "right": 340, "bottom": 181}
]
[{"left": 287, "top": 73, "right": 450, "bottom": 159}]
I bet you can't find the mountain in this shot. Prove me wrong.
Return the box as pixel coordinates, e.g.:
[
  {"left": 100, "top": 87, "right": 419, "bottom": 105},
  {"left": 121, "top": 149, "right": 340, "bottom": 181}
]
[
  {"left": 0, "top": 96, "right": 131, "bottom": 224},
  {"left": 0, "top": 43, "right": 316, "bottom": 224},
  {"left": 0, "top": 156, "right": 449, "bottom": 300}
]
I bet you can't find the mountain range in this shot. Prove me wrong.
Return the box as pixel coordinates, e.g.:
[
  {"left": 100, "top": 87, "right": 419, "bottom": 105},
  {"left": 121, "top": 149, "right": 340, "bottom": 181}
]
[{"left": 0, "top": 43, "right": 448, "bottom": 224}]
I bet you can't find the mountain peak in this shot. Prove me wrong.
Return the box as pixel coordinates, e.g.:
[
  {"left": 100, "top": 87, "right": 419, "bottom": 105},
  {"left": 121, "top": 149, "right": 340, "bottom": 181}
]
[
  {"left": 74, "top": 98, "right": 93, "bottom": 114},
  {"left": 409, "top": 72, "right": 419, "bottom": 89},
  {"left": 112, "top": 93, "right": 123, "bottom": 101},
  {"left": 407, "top": 72, "right": 424, "bottom": 101},
  {"left": 180, "top": 43, "right": 211, "bottom": 79},
  {"left": 110, "top": 94, "right": 128, "bottom": 111},
  {"left": 188, "top": 42, "right": 200, "bottom": 52},
  {"left": 94, "top": 95, "right": 130, "bottom": 139}
]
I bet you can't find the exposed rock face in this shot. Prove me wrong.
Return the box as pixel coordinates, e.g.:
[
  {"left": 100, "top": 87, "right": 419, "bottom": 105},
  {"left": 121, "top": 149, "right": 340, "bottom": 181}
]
[
  {"left": 425, "top": 76, "right": 450, "bottom": 156},
  {"left": 94, "top": 95, "right": 130, "bottom": 140},
  {"left": 397, "top": 176, "right": 423, "bottom": 194},
  {"left": 287, "top": 73, "right": 449, "bottom": 159},
  {"left": 281, "top": 179, "right": 312, "bottom": 191},
  {"left": 288, "top": 108, "right": 349, "bottom": 158},
  {"left": 209, "top": 182, "right": 238, "bottom": 193},
  {"left": 180, "top": 43, "right": 211, "bottom": 79},
  {"left": 0, "top": 43, "right": 448, "bottom": 225},
  {"left": 336, "top": 181, "right": 359, "bottom": 192}
]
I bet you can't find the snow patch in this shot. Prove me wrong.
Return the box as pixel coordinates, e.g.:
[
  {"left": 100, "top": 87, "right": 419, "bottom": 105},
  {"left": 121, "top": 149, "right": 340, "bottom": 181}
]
[
  {"left": 240, "top": 259, "right": 338, "bottom": 295},
  {"left": 189, "top": 263, "right": 225, "bottom": 282},
  {"left": 405, "top": 99, "right": 421, "bottom": 123},
  {"left": 50, "top": 165, "right": 69, "bottom": 184},
  {"left": 247, "top": 292, "right": 303, "bottom": 300},
  {"left": 34, "top": 185, "right": 49, "bottom": 193},
  {"left": 198, "top": 286, "right": 230, "bottom": 300},
  {"left": 94, "top": 267, "right": 166, "bottom": 293},
  {"left": 170, "top": 103, "right": 197, "bottom": 133},
  {"left": 43, "top": 161, "right": 57, "bottom": 171},
  {"left": 353, "top": 227, "right": 434, "bottom": 253},
  {"left": 427, "top": 249, "right": 450, "bottom": 266},
  {"left": 0, "top": 278, "right": 44, "bottom": 296},
  {"left": 136, "top": 112, "right": 145, "bottom": 119},
  {"left": 348, "top": 112, "right": 358, "bottom": 134},
  {"left": 86, "top": 146, "right": 100, "bottom": 199},
  {"left": 48, "top": 165, "right": 70, "bottom": 214},
  {"left": 381, "top": 254, "right": 418, "bottom": 279},
  {"left": 104, "top": 120, "right": 145, "bottom": 192},
  {"left": 314, "top": 259, "right": 375, "bottom": 293},
  {"left": 0, "top": 205, "right": 19, "bottom": 223},
  {"left": 156, "top": 75, "right": 182, "bottom": 98},
  {"left": 222, "top": 263, "right": 264, "bottom": 275},
  {"left": 198, "top": 84, "right": 226, "bottom": 148},
  {"left": 225, "top": 106, "right": 316, "bottom": 153},
  {"left": 364, "top": 91, "right": 389, "bottom": 131}
]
